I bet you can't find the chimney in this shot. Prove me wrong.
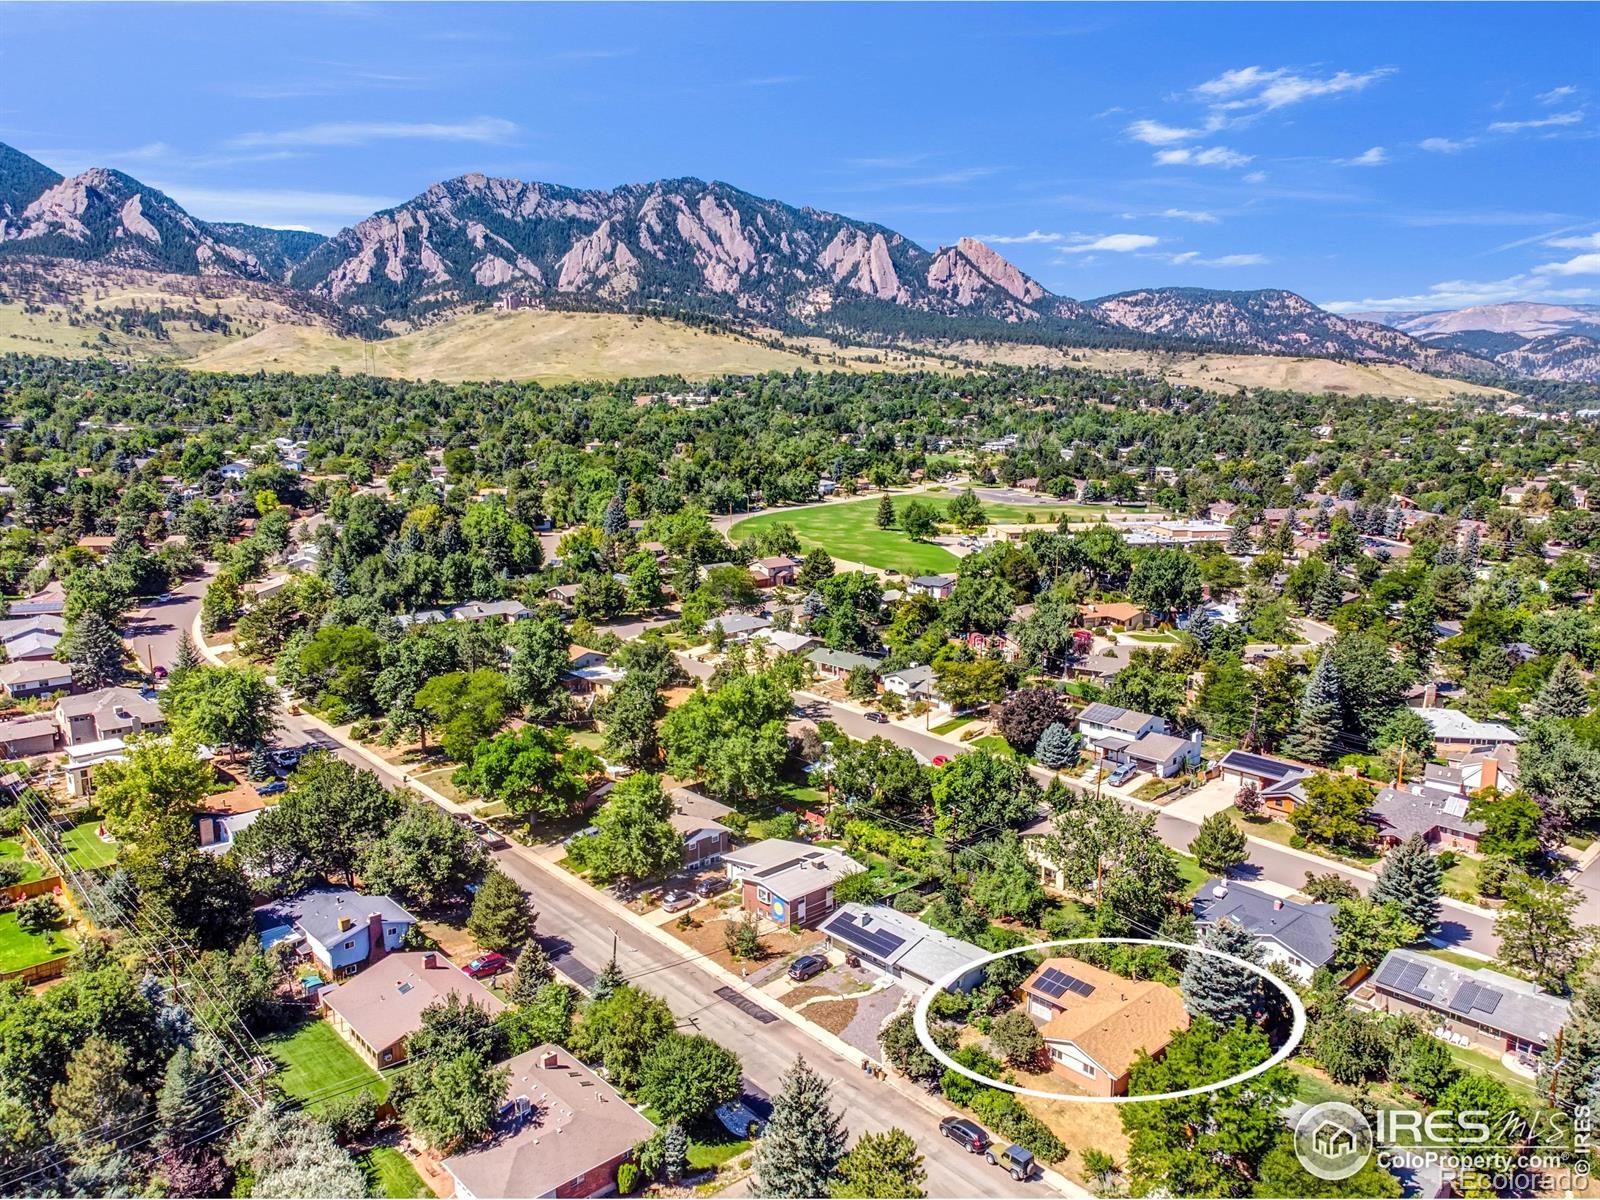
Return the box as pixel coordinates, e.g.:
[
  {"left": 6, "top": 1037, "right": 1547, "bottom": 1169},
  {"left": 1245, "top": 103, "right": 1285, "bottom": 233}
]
[
  {"left": 540, "top": 1050, "right": 559, "bottom": 1069},
  {"left": 1480, "top": 756, "right": 1499, "bottom": 792},
  {"left": 1211, "top": 883, "right": 1228, "bottom": 899},
  {"left": 337, "top": 915, "right": 353, "bottom": 932},
  {"left": 1273, "top": 899, "right": 1284, "bottom": 910},
  {"left": 1422, "top": 682, "right": 1437, "bottom": 709},
  {"left": 421, "top": 950, "right": 437, "bottom": 969},
  {"left": 369, "top": 913, "right": 390, "bottom": 965}
]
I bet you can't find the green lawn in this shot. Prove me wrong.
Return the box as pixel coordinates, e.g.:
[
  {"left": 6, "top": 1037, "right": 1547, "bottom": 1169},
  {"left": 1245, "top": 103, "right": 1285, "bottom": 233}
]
[
  {"left": 0, "top": 909, "right": 76, "bottom": 972},
  {"left": 0, "top": 839, "right": 44, "bottom": 884},
  {"left": 1442, "top": 855, "right": 1481, "bottom": 902},
  {"left": 58, "top": 820, "right": 120, "bottom": 869},
  {"left": 1173, "top": 852, "right": 1210, "bottom": 897},
  {"left": 413, "top": 766, "right": 469, "bottom": 805},
  {"left": 1227, "top": 811, "right": 1378, "bottom": 866},
  {"left": 1121, "top": 631, "right": 1182, "bottom": 644},
  {"left": 731, "top": 499, "right": 959, "bottom": 574},
  {"left": 263, "top": 1017, "right": 387, "bottom": 1107},
  {"left": 1444, "top": 1042, "right": 1540, "bottom": 1098},
  {"left": 1415, "top": 945, "right": 1502, "bottom": 973},
  {"left": 357, "top": 1147, "right": 428, "bottom": 1199},
  {"left": 931, "top": 715, "right": 976, "bottom": 735}
]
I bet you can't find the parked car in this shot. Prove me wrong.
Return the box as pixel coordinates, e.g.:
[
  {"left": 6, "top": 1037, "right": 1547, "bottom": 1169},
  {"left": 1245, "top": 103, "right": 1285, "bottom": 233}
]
[
  {"left": 787, "top": 954, "right": 827, "bottom": 982},
  {"left": 660, "top": 889, "right": 696, "bottom": 913},
  {"left": 939, "top": 1117, "right": 990, "bottom": 1153},
  {"left": 272, "top": 747, "right": 302, "bottom": 768},
  {"left": 463, "top": 953, "right": 508, "bottom": 980},
  {"left": 157, "top": 592, "right": 173, "bottom": 603},
  {"left": 986, "top": 1145, "right": 1035, "bottom": 1181},
  {"left": 931, "top": 754, "right": 950, "bottom": 766},
  {"left": 866, "top": 712, "right": 889, "bottom": 724},
  {"left": 1106, "top": 761, "right": 1138, "bottom": 787},
  {"left": 450, "top": 811, "right": 474, "bottom": 825},
  {"left": 255, "top": 781, "right": 288, "bottom": 796},
  {"left": 695, "top": 876, "right": 732, "bottom": 898},
  {"left": 563, "top": 826, "right": 599, "bottom": 846},
  {"left": 715, "top": 1099, "right": 765, "bottom": 1139}
]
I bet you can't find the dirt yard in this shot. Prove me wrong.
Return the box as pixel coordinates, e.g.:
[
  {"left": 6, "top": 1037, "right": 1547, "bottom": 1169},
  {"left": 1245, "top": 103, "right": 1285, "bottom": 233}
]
[{"left": 664, "top": 906, "right": 823, "bottom": 978}]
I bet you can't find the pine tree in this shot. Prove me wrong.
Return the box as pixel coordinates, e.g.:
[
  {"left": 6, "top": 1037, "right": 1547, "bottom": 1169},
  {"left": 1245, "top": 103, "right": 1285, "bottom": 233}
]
[
  {"left": 602, "top": 494, "right": 629, "bottom": 539},
  {"left": 1226, "top": 516, "right": 1252, "bottom": 555},
  {"left": 1034, "top": 722, "right": 1080, "bottom": 770},
  {"left": 1187, "top": 607, "right": 1216, "bottom": 652},
  {"left": 246, "top": 743, "right": 273, "bottom": 782},
  {"left": 591, "top": 954, "right": 625, "bottom": 1002},
  {"left": 1535, "top": 654, "right": 1590, "bottom": 720},
  {"left": 1285, "top": 652, "right": 1342, "bottom": 764},
  {"left": 1180, "top": 916, "right": 1265, "bottom": 1027},
  {"left": 875, "top": 495, "right": 895, "bottom": 530},
  {"left": 466, "top": 869, "right": 534, "bottom": 952},
  {"left": 1189, "top": 811, "right": 1248, "bottom": 875},
  {"left": 154, "top": 1044, "right": 216, "bottom": 1150},
  {"left": 1309, "top": 565, "right": 1342, "bottom": 619},
  {"left": 753, "top": 1056, "right": 848, "bottom": 1199},
  {"left": 64, "top": 610, "right": 126, "bottom": 689},
  {"left": 1370, "top": 833, "right": 1443, "bottom": 934},
  {"left": 508, "top": 938, "right": 554, "bottom": 1004},
  {"left": 1461, "top": 526, "right": 1481, "bottom": 572},
  {"left": 662, "top": 1122, "right": 688, "bottom": 1185},
  {"left": 173, "top": 630, "right": 202, "bottom": 675}
]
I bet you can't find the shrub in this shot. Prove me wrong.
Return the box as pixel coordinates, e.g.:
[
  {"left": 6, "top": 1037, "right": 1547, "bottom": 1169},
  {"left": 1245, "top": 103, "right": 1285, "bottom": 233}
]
[
  {"left": 892, "top": 889, "right": 928, "bottom": 914},
  {"left": 751, "top": 811, "right": 801, "bottom": 840},
  {"left": 321, "top": 1088, "right": 378, "bottom": 1143},
  {"left": 723, "top": 913, "right": 764, "bottom": 960},
  {"left": 940, "top": 1045, "right": 1000, "bottom": 1106},
  {"left": 842, "top": 819, "right": 934, "bottom": 870},
  {"left": 15, "top": 894, "right": 59, "bottom": 935},
  {"left": 616, "top": 1161, "right": 638, "bottom": 1195},
  {"left": 0, "top": 860, "right": 28, "bottom": 889},
  {"left": 833, "top": 872, "right": 881, "bottom": 904},
  {"left": 970, "top": 1090, "right": 1069, "bottom": 1163}
]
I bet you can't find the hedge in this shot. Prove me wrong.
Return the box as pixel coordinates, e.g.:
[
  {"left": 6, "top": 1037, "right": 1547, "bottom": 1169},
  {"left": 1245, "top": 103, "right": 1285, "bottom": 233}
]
[{"left": 842, "top": 819, "right": 934, "bottom": 870}]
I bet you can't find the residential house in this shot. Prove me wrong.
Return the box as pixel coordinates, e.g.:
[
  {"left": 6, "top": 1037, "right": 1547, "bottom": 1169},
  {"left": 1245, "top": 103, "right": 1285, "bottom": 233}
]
[
  {"left": 907, "top": 574, "right": 957, "bottom": 600},
  {"left": 1192, "top": 879, "right": 1337, "bottom": 982},
  {"left": 562, "top": 646, "right": 624, "bottom": 700},
  {"left": 819, "top": 903, "right": 987, "bottom": 994},
  {"left": 0, "top": 659, "right": 73, "bottom": 700},
  {"left": 55, "top": 687, "right": 164, "bottom": 747},
  {"left": 198, "top": 807, "right": 265, "bottom": 855},
  {"left": 1077, "top": 601, "right": 1149, "bottom": 629},
  {"left": 806, "top": 647, "right": 883, "bottom": 682},
  {"left": 1122, "top": 730, "right": 1204, "bottom": 778},
  {"left": 440, "top": 1044, "right": 655, "bottom": 1200},
  {"left": 1152, "top": 519, "right": 1233, "bottom": 544},
  {"left": 710, "top": 612, "right": 772, "bottom": 643},
  {"left": 1216, "top": 749, "right": 1315, "bottom": 817},
  {"left": 722, "top": 839, "right": 865, "bottom": 927},
  {"left": 253, "top": 887, "right": 417, "bottom": 976},
  {"left": 63, "top": 738, "right": 132, "bottom": 798},
  {"left": 1370, "top": 787, "right": 1485, "bottom": 852},
  {"left": 750, "top": 556, "right": 801, "bottom": 588},
  {"left": 1415, "top": 707, "right": 1521, "bottom": 759},
  {"left": 1076, "top": 703, "right": 1167, "bottom": 758},
  {"left": 1020, "top": 957, "right": 1189, "bottom": 1097},
  {"left": 452, "top": 599, "right": 531, "bottom": 623},
  {"left": 546, "top": 583, "right": 583, "bottom": 608},
  {"left": 0, "top": 613, "right": 65, "bottom": 660},
  {"left": 668, "top": 787, "right": 735, "bottom": 869},
  {"left": 1368, "top": 949, "right": 1568, "bottom": 1067},
  {"left": 10, "top": 581, "right": 67, "bottom": 616},
  {"left": 319, "top": 951, "right": 506, "bottom": 1068},
  {"left": 752, "top": 629, "right": 819, "bottom": 656},
  {"left": 0, "top": 716, "right": 56, "bottom": 757},
  {"left": 881, "top": 664, "right": 940, "bottom": 704},
  {"left": 1070, "top": 646, "right": 1132, "bottom": 686},
  {"left": 220, "top": 461, "right": 251, "bottom": 483}
]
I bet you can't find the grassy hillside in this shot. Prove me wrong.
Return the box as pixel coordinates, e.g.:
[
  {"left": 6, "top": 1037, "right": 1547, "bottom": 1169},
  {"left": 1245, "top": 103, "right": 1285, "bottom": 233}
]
[{"left": 184, "top": 309, "right": 902, "bottom": 383}]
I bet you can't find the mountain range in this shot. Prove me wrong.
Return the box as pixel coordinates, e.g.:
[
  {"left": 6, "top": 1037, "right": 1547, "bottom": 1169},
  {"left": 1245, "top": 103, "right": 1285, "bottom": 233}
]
[{"left": 1, "top": 140, "right": 1593, "bottom": 384}]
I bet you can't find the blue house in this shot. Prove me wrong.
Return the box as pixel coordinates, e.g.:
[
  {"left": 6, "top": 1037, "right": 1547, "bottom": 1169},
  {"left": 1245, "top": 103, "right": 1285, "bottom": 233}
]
[{"left": 253, "top": 887, "right": 416, "bottom": 976}]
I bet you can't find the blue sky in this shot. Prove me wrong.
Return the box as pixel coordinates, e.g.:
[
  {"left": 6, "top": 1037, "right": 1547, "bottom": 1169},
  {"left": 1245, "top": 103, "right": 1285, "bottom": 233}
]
[{"left": 2, "top": 2, "right": 1597, "bottom": 311}]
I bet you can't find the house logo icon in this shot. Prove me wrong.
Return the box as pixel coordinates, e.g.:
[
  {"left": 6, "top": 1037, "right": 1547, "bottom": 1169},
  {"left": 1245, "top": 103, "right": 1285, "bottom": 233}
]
[{"left": 1294, "top": 1101, "right": 1372, "bottom": 1180}]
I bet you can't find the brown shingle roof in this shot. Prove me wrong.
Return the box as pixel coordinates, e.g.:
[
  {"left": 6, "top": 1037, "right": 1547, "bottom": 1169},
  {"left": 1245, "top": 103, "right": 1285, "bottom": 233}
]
[
  {"left": 319, "top": 952, "right": 505, "bottom": 1054},
  {"left": 1025, "top": 957, "right": 1189, "bottom": 1078}
]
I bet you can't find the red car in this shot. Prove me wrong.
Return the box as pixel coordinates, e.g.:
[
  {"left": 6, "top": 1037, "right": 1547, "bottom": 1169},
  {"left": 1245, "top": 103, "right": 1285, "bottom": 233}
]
[
  {"left": 463, "top": 953, "right": 508, "bottom": 979},
  {"left": 931, "top": 754, "right": 950, "bottom": 766}
]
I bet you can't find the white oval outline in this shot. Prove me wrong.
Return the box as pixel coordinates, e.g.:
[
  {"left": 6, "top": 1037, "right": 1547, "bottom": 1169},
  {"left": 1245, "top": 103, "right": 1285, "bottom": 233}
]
[{"left": 913, "top": 936, "right": 1307, "bottom": 1104}]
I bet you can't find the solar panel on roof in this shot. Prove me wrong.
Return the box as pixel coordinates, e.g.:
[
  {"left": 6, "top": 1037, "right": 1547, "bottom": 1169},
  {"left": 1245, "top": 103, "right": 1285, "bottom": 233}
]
[
  {"left": 832, "top": 913, "right": 905, "bottom": 959},
  {"left": 1396, "top": 963, "right": 1428, "bottom": 993},
  {"left": 1472, "top": 988, "right": 1503, "bottom": 1015},
  {"left": 1374, "top": 959, "right": 1408, "bottom": 987},
  {"left": 1448, "top": 983, "right": 1480, "bottom": 1014},
  {"left": 1035, "top": 968, "right": 1069, "bottom": 998},
  {"left": 1067, "top": 978, "right": 1096, "bottom": 996}
]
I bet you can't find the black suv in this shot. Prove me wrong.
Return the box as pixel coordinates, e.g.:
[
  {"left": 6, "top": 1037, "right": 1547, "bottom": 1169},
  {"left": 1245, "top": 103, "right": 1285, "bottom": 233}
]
[
  {"left": 695, "top": 876, "right": 732, "bottom": 898},
  {"left": 939, "top": 1117, "right": 990, "bottom": 1153}
]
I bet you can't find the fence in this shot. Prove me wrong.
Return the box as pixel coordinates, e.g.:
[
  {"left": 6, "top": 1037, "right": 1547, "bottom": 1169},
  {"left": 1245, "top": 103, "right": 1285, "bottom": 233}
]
[{"left": 0, "top": 951, "right": 72, "bottom": 986}]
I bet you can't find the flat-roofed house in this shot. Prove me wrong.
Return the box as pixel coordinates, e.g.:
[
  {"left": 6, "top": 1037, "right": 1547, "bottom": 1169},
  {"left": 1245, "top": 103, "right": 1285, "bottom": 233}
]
[
  {"left": 0, "top": 659, "right": 73, "bottom": 700},
  {"left": 1416, "top": 707, "right": 1520, "bottom": 759},
  {"left": 1369, "top": 949, "right": 1568, "bottom": 1067},
  {"left": 440, "top": 1044, "right": 655, "bottom": 1200},
  {"left": 819, "top": 903, "right": 987, "bottom": 993},
  {"left": 1020, "top": 957, "right": 1189, "bottom": 1097},
  {"left": 319, "top": 951, "right": 506, "bottom": 1067},
  {"left": 723, "top": 838, "right": 864, "bottom": 928},
  {"left": 55, "top": 687, "right": 164, "bottom": 747}
]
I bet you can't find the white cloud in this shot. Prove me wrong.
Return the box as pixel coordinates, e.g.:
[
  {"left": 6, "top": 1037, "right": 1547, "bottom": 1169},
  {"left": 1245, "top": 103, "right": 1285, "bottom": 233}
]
[
  {"left": 1170, "top": 251, "right": 1268, "bottom": 267},
  {"left": 1323, "top": 275, "right": 1600, "bottom": 311},
  {"left": 1546, "top": 233, "right": 1600, "bottom": 251},
  {"left": 1124, "top": 119, "right": 1200, "bottom": 146},
  {"left": 1242, "top": 171, "right": 1267, "bottom": 184},
  {"left": 979, "top": 230, "right": 1063, "bottom": 245},
  {"left": 148, "top": 183, "right": 398, "bottom": 232},
  {"left": 740, "top": 75, "right": 805, "bottom": 87},
  {"left": 1157, "top": 208, "right": 1220, "bottom": 223},
  {"left": 1538, "top": 85, "right": 1578, "bottom": 105},
  {"left": 1153, "top": 145, "right": 1253, "bottom": 168},
  {"left": 1534, "top": 252, "right": 1600, "bottom": 277},
  {"left": 1339, "top": 146, "right": 1389, "bottom": 167},
  {"left": 1419, "top": 136, "right": 1474, "bottom": 154},
  {"left": 228, "top": 117, "right": 518, "bottom": 149},
  {"left": 1060, "top": 233, "right": 1160, "bottom": 254},
  {"left": 1487, "top": 111, "right": 1584, "bottom": 133},
  {"left": 1194, "top": 65, "right": 1394, "bottom": 113}
]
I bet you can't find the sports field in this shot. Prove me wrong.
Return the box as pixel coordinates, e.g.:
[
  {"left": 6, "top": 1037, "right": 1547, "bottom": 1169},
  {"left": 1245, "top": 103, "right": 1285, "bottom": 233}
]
[{"left": 729, "top": 496, "right": 1145, "bottom": 573}]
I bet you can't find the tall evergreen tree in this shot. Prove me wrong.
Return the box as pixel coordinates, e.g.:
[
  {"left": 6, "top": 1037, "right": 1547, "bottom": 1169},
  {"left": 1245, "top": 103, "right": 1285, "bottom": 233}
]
[
  {"left": 1180, "top": 916, "right": 1265, "bottom": 1028},
  {"left": 1535, "top": 654, "right": 1590, "bottom": 720},
  {"left": 1369, "top": 833, "right": 1443, "bottom": 934},
  {"left": 1226, "top": 515, "right": 1252, "bottom": 555},
  {"left": 753, "top": 1056, "right": 848, "bottom": 1199},
  {"left": 1284, "top": 652, "right": 1342, "bottom": 764},
  {"left": 1189, "top": 811, "right": 1248, "bottom": 875},
  {"left": 602, "top": 495, "right": 629, "bottom": 539},
  {"left": 508, "top": 937, "right": 554, "bottom": 1004},
  {"left": 173, "top": 630, "right": 203, "bottom": 675},
  {"left": 875, "top": 495, "right": 895, "bottom": 530},
  {"left": 591, "top": 954, "right": 625, "bottom": 1002},
  {"left": 1308, "top": 565, "right": 1343, "bottom": 619},
  {"left": 63, "top": 610, "right": 126, "bottom": 689},
  {"left": 1034, "top": 722, "right": 1080, "bottom": 770},
  {"left": 154, "top": 1044, "right": 217, "bottom": 1150},
  {"left": 1187, "top": 607, "right": 1216, "bottom": 653}
]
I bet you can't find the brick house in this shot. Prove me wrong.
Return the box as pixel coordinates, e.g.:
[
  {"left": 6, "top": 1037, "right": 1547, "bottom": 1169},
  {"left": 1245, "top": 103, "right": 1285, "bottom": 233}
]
[
  {"left": 1021, "top": 957, "right": 1189, "bottom": 1097},
  {"left": 722, "top": 839, "right": 864, "bottom": 928}
]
